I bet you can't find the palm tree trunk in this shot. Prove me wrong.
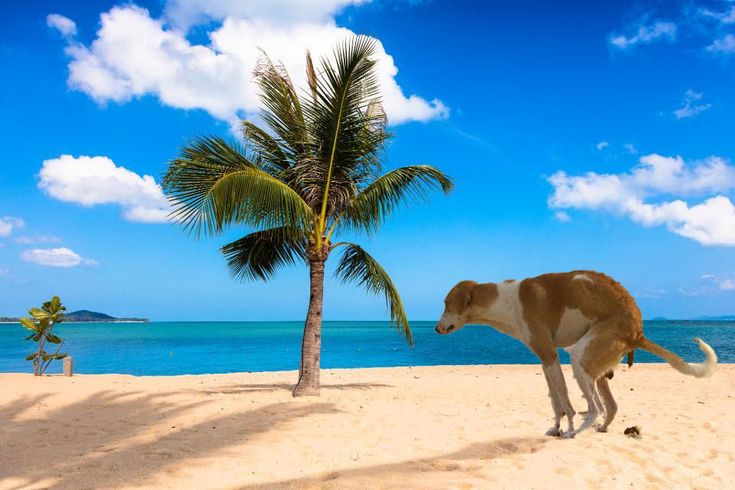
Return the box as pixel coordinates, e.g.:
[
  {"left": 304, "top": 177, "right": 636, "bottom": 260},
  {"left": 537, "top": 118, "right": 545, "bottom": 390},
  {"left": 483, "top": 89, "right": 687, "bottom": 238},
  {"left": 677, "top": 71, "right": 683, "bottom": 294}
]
[{"left": 293, "top": 257, "right": 325, "bottom": 396}]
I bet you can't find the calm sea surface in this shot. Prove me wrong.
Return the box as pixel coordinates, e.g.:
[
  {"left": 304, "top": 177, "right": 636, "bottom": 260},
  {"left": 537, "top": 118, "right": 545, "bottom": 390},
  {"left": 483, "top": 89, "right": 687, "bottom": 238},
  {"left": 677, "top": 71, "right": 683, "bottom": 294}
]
[{"left": 0, "top": 321, "right": 732, "bottom": 375}]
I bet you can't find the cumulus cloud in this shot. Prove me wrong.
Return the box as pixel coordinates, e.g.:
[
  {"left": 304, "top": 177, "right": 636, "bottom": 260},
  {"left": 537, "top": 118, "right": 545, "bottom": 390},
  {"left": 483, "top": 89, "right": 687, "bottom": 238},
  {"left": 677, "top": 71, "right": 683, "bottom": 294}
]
[
  {"left": 610, "top": 21, "right": 677, "bottom": 49},
  {"left": 596, "top": 141, "right": 609, "bottom": 151},
  {"left": 46, "top": 13, "right": 77, "bottom": 37},
  {"left": 164, "top": 0, "right": 367, "bottom": 29},
  {"left": 38, "top": 155, "right": 171, "bottom": 223},
  {"left": 548, "top": 154, "right": 735, "bottom": 246},
  {"left": 21, "top": 247, "right": 98, "bottom": 268},
  {"left": 0, "top": 216, "right": 24, "bottom": 237},
  {"left": 674, "top": 90, "right": 711, "bottom": 119},
  {"left": 51, "top": 4, "right": 447, "bottom": 127}
]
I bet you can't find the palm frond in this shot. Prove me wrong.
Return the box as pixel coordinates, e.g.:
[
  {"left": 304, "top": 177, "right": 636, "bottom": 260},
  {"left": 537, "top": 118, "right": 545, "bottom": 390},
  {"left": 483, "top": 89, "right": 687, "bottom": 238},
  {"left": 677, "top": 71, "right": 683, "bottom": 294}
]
[
  {"left": 333, "top": 242, "right": 412, "bottom": 345},
  {"left": 331, "top": 165, "right": 453, "bottom": 237},
  {"left": 242, "top": 121, "right": 290, "bottom": 176},
  {"left": 163, "top": 137, "right": 314, "bottom": 236},
  {"left": 254, "top": 54, "right": 310, "bottom": 162},
  {"left": 302, "top": 36, "right": 384, "bottom": 228},
  {"left": 221, "top": 226, "right": 307, "bottom": 281}
]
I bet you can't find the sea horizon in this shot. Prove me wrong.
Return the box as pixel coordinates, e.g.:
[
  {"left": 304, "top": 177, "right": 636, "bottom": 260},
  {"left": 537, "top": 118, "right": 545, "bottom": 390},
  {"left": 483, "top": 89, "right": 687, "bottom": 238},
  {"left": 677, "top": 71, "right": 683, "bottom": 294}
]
[{"left": 2, "top": 320, "right": 732, "bottom": 376}]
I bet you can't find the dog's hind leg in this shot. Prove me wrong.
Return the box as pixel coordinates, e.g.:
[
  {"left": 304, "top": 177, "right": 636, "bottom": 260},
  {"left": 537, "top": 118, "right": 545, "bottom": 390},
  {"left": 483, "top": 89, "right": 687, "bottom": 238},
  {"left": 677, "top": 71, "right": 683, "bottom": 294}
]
[
  {"left": 570, "top": 336, "right": 601, "bottom": 435},
  {"left": 575, "top": 319, "right": 630, "bottom": 434},
  {"left": 569, "top": 346, "right": 604, "bottom": 415},
  {"left": 595, "top": 376, "right": 617, "bottom": 432}
]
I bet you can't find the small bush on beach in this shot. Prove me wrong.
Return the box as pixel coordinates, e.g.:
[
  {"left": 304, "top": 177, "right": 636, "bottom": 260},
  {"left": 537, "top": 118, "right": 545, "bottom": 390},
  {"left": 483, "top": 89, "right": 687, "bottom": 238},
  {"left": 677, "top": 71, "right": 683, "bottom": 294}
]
[
  {"left": 163, "top": 35, "right": 453, "bottom": 396},
  {"left": 21, "top": 296, "right": 68, "bottom": 376}
]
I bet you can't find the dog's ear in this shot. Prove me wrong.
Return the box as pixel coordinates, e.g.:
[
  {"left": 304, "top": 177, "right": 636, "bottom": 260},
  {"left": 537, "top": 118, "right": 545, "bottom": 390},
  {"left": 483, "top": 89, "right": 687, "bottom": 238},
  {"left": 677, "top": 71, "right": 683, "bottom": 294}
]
[{"left": 465, "top": 286, "right": 474, "bottom": 308}]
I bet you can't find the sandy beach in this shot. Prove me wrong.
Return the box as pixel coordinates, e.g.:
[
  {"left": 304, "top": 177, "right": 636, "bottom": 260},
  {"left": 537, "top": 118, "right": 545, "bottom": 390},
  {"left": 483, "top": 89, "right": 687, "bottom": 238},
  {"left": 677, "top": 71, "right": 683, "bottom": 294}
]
[{"left": 1, "top": 364, "right": 733, "bottom": 489}]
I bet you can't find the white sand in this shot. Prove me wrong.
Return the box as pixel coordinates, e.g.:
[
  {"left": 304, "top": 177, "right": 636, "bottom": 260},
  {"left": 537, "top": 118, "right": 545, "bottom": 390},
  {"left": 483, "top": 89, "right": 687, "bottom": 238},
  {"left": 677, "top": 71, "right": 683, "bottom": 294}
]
[{"left": 1, "top": 364, "right": 733, "bottom": 489}]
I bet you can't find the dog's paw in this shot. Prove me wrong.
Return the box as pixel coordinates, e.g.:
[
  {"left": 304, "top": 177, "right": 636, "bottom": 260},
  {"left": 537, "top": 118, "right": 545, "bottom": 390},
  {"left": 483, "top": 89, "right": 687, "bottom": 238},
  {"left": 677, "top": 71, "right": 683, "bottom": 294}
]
[
  {"left": 545, "top": 427, "right": 562, "bottom": 437},
  {"left": 595, "top": 424, "right": 608, "bottom": 433},
  {"left": 561, "top": 430, "right": 576, "bottom": 439}
]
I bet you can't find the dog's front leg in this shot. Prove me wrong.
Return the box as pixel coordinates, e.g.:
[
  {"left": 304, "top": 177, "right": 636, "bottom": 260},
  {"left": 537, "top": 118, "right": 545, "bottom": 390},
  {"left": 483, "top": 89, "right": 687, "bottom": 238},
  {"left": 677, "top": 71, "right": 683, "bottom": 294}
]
[
  {"left": 543, "top": 368, "right": 563, "bottom": 437},
  {"left": 543, "top": 358, "right": 576, "bottom": 437}
]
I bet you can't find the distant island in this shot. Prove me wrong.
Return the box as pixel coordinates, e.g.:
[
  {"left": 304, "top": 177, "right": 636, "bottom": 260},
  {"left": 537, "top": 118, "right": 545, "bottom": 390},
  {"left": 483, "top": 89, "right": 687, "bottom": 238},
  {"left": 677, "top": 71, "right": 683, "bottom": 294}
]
[
  {"left": 0, "top": 310, "right": 149, "bottom": 323},
  {"left": 647, "top": 315, "right": 735, "bottom": 322}
]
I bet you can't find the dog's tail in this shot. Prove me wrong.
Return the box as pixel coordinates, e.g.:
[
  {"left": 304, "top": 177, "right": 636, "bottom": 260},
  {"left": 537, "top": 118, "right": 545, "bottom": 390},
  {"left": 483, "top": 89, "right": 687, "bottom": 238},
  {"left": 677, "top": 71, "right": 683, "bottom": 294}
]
[{"left": 635, "top": 337, "right": 717, "bottom": 378}]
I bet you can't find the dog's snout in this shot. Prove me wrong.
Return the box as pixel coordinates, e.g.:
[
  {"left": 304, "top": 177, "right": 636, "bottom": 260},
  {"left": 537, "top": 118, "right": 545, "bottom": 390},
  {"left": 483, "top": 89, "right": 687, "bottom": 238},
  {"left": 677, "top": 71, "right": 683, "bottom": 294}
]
[{"left": 435, "top": 324, "right": 455, "bottom": 334}]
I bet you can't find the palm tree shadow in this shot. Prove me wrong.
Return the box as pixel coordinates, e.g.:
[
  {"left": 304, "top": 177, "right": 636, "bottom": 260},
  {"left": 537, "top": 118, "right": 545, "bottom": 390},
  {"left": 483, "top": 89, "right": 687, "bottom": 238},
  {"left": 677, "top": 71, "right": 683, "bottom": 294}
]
[
  {"left": 196, "top": 381, "right": 392, "bottom": 395},
  {"left": 0, "top": 391, "right": 339, "bottom": 489},
  {"left": 246, "top": 436, "right": 547, "bottom": 489}
]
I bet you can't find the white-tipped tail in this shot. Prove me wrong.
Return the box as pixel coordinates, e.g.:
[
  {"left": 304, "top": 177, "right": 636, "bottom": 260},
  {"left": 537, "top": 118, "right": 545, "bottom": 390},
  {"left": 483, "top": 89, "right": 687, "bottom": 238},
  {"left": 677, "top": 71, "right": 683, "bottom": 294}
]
[{"left": 636, "top": 337, "right": 717, "bottom": 378}]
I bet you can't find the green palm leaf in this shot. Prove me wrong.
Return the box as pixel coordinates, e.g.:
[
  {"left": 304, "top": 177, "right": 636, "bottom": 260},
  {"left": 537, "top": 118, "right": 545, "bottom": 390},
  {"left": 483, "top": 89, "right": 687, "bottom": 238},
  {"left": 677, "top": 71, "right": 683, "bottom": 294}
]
[
  {"left": 334, "top": 242, "right": 412, "bottom": 345},
  {"left": 303, "top": 36, "right": 383, "bottom": 232},
  {"left": 163, "top": 137, "right": 314, "bottom": 236},
  {"left": 221, "top": 227, "right": 307, "bottom": 281},
  {"left": 331, "top": 165, "right": 453, "bottom": 237},
  {"left": 242, "top": 121, "right": 290, "bottom": 176},
  {"left": 253, "top": 54, "right": 310, "bottom": 163}
]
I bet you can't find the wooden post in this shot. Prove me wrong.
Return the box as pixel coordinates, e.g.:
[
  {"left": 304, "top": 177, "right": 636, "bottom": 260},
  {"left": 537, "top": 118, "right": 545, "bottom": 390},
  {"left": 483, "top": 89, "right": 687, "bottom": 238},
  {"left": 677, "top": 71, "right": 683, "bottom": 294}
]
[{"left": 63, "top": 356, "right": 73, "bottom": 377}]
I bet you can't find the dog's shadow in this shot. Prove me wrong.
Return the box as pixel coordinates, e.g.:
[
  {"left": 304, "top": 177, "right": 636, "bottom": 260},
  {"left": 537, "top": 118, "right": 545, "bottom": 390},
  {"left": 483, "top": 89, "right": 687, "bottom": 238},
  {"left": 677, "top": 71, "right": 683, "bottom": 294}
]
[{"left": 246, "top": 436, "right": 548, "bottom": 488}]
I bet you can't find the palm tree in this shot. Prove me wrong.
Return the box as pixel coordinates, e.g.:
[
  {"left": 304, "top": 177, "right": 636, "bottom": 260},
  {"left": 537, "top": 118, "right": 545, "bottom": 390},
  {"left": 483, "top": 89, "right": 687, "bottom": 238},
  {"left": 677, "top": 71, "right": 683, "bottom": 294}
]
[{"left": 162, "top": 36, "right": 453, "bottom": 396}]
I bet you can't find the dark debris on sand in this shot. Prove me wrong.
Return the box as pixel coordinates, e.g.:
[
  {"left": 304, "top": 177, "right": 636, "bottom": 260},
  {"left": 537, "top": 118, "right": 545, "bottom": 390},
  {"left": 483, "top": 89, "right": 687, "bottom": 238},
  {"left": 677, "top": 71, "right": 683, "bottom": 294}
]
[{"left": 624, "top": 425, "right": 642, "bottom": 438}]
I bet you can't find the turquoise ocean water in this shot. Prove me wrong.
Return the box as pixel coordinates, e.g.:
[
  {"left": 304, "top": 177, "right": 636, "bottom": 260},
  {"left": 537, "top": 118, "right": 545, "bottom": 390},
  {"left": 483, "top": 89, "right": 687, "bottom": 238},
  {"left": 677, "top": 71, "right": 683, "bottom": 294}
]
[{"left": 0, "top": 320, "right": 732, "bottom": 375}]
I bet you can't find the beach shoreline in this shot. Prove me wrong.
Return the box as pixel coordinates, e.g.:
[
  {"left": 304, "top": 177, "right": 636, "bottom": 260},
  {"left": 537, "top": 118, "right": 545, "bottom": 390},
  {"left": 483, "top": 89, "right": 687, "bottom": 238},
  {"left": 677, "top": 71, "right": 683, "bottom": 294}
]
[{"left": 2, "top": 364, "right": 733, "bottom": 489}]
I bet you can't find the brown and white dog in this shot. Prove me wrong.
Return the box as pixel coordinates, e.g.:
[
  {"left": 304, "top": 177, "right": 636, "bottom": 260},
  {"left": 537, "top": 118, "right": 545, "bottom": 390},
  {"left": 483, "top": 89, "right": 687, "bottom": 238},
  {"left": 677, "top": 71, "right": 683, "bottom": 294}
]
[{"left": 435, "top": 270, "right": 717, "bottom": 437}]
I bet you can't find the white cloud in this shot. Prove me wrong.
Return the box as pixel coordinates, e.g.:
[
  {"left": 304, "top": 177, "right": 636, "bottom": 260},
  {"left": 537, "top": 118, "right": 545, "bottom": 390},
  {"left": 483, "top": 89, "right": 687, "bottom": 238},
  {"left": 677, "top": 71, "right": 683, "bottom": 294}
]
[
  {"left": 38, "top": 155, "right": 171, "bottom": 223},
  {"left": 707, "top": 34, "right": 735, "bottom": 54},
  {"left": 164, "top": 0, "right": 367, "bottom": 29},
  {"left": 610, "top": 21, "right": 677, "bottom": 49},
  {"left": 14, "top": 235, "right": 62, "bottom": 245},
  {"left": 673, "top": 89, "right": 711, "bottom": 119},
  {"left": 701, "top": 6, "right": 735, "bottom": 25},
  {"left": 623, "top": 143, "right": 638, "bottom": 154},
  {"left": 21, "top": 247, "right": 98, "bottom": 268},
  {"left": 554, "top": 211, "right": 571, "bottom": 222},
  {"left": 46, "top": 13, "right": 77, "bottom": 37},
  {"left": 0, "top": 216, "right": 24, "bottom": 237},
  {"left": 51, "top": 4, "right": 447, "bottom": 127},
  {"left": 596, "top": 141, "right": 609, "bottom": 151},
  {"left": 702, "top": 274, "right": 735, "bottom": 291},
  {"left": 548, "top": 153, "right": 735, "bottom": 246}
]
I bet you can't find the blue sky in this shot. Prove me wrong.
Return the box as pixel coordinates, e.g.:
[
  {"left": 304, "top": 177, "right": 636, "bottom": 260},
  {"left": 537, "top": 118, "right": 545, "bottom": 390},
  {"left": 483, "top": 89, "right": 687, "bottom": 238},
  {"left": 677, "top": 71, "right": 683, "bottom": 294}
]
[{"left": 1, "top": 0, "right": 734, "bottom": 320}]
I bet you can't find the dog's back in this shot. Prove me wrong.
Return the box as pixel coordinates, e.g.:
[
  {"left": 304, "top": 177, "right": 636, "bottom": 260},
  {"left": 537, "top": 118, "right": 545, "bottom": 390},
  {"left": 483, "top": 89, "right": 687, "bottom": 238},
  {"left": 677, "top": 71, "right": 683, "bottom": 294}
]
[{"left": 518, "top": 270, "right": 643, "bottom": 344}]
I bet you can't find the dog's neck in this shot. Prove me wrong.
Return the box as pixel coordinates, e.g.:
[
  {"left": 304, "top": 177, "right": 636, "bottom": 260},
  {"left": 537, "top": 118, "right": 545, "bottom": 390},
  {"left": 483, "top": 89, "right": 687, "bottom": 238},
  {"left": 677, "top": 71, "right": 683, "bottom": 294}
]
[{"left": 467, "top": 281, "right": 523, "bottom": 339}]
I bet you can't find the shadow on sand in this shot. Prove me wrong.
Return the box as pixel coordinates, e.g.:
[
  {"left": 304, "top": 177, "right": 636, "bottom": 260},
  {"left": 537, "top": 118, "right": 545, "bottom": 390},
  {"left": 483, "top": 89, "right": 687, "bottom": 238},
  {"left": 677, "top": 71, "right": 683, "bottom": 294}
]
[
  {"left": 194, "top": 381, "right": 393, "bottom": 395},
  {"left": 0, "top": 389, "right": 338, "bottom": 489},
  {"left": 0, "top": 382, "right": 545, "bottom": 489},
  {"left": 246, "top": 436, "right": 548, "bottom": 489}
]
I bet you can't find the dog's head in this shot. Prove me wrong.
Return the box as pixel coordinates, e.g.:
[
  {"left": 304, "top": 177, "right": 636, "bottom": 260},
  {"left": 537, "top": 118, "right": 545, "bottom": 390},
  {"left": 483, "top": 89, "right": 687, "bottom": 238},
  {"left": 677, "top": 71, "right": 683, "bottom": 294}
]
[{"left": 435, "top": 280, "right": 478, "bottom": 335}]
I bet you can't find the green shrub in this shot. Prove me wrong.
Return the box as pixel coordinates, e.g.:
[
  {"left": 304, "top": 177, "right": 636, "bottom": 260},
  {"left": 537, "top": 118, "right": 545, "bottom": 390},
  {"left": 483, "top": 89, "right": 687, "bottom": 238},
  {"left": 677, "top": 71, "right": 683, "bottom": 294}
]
[{"left": 20, "top": 296, "right": 68, "bottom": 376}]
